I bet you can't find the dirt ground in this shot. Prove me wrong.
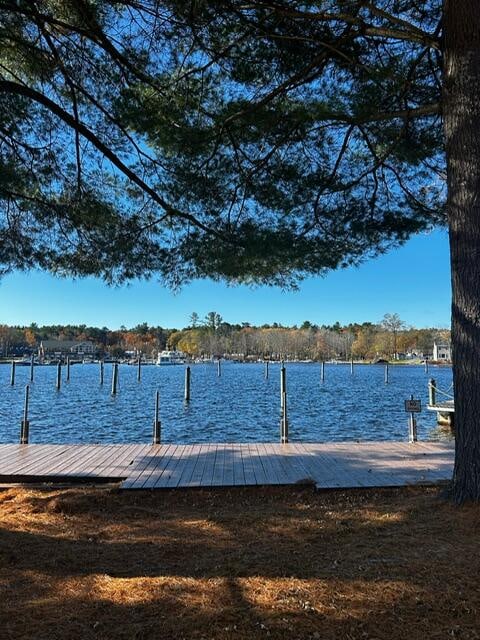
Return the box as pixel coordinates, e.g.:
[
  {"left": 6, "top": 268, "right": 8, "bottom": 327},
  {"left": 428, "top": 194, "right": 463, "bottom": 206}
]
[{"left": 0, "top": 484, "right": 479, "bottom": 640}]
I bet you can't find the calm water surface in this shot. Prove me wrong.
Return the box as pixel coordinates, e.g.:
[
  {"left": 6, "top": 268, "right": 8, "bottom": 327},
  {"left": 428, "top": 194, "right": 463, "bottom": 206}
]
[{"left": 0, "top": 362, "right": 453, "bottom": 444}]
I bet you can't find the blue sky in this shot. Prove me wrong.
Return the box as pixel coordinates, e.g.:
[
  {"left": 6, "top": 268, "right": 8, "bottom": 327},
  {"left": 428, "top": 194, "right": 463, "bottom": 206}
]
[{"left": 0, "top": 229, "right": 450, "bottom": 329}]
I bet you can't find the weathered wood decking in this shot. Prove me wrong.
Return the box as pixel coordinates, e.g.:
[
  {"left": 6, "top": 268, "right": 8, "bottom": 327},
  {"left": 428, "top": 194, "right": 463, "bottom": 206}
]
[{"left": 0, "top": 441, "right": 454, "bottom": 490}]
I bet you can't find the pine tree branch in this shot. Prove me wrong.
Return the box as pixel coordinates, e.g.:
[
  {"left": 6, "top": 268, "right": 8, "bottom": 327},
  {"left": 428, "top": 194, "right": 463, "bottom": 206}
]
[{"left": 0, "top": 79, "right": 225, "bottom": 240}]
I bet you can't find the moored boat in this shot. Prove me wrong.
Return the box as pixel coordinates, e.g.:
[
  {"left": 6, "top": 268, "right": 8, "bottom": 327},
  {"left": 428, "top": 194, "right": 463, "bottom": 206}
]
[{"left": 156, "top": 350, "right": 186, "bottom": 365}]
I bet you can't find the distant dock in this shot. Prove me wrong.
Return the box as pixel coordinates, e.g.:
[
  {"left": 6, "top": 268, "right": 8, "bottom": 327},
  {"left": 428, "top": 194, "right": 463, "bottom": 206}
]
[
  {"left": 427, "top": 378, "right": 455, "bottom": 429},
  {"left": 0, "top": 441, "right": 454, "bottom": 490}
]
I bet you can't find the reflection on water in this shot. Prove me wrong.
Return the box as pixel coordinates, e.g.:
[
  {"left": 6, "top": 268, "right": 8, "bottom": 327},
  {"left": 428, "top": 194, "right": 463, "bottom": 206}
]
[{"left": 0, "top": 362, "right": 453, "bottom": 444}]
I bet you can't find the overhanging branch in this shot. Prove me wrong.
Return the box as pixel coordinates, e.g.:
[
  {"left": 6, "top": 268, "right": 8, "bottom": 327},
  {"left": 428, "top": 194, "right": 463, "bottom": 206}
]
[{"left": 0, "top": 78, "right": 225, "bottom": 240}]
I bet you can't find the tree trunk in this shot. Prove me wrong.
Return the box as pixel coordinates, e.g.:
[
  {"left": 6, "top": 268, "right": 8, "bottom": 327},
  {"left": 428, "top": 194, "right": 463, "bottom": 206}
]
[{"left": 444, "top": 0, "right": 480, "bottom": 502}]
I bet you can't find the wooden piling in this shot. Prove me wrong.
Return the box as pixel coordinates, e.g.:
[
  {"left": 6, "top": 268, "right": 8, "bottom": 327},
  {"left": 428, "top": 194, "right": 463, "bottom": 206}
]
[
  {"left": 20, "top": 384, "right": 30, "bottom": 444},
  {"left": 350, "top": 356, "right": 354, "bottom": 374},
  {"left": 320, "top": 361, "right": 325, "bottom": 382},
  {"left": 56, "top": 362, "right": 61, "bottom": 390},
  {"left": 153, "top": 390, "right": 161, "bottom": 444},
  {"left": 264, "top": 361, "right": 269, "bottom": 379},
  {"left": 10, "top": 360, "right": 15, "bottom": 386},
  {"left": 424, "top": 359, "right": 429, "bottom": 373},
  {"left": 137, "top": 356, "right": 141, "bottom": 382},
  {"left": 66, "top": 356, "right": 71, "bottom": 382},
  {"left": 111, "top": 362, "right": 118, "bottom": 395},
  {"left": 384, "top": 363, "right": 389, "bottom": 384},
  {"left": 217, "top": 359, "right": 221, "bottom": 377},
  {"left": 30, "top": 354, "right": 34, "bottom": 382},
  {"left": 100, "top": 360, "right": 104, "bottom": 385},
  {"left": 184, "top": 366, "right": 191, "bottom": 402},
  {"left": 428, "top": 378, "right": 436, "bottom": 406}
]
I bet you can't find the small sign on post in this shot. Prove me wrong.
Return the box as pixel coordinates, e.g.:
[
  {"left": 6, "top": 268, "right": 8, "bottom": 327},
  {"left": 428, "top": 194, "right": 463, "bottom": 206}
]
[
  {"left": 405, "top": 395, "right": 421, "bottom": 442},
  {"left": 404, "top": 398, "right": 422, "bottom": 413}
]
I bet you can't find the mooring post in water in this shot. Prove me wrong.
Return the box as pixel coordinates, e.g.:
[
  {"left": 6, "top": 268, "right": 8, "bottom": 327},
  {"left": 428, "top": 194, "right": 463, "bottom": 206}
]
[
  {"left": 56, "top": 362, "right": 61, "bottom": 391},
  {"left": 280, "top": 391, "right": 289, "bottom": 443},
  {"left": 30, "top": 354, "right": 34, "bottom": 382},
  {"left": 428, "top": 378, "right": 436, "bottom": 406},
  {"left": 217, "top": 358, "right": 221, "bottom": 377},
  {"left": 100, "top": 359, "right": 104, "bottom": 384},
  {"left": 425, "top": 359, "right": 429, "bottom": 374},
  {"left": 10, "top": 360, "right": 15, "bottom": 386},
  {"left": 320, "top": 361, "right": 325, "bottom": 382},
  {"left": 66, "top": 356, "right": 71, "bottom": 382},
  {"left": 111, "top": 362, "right": 118, "bottom": 395},
  {"left": 20, "top": 384, "right": 30, "bottom": 444},
  {"left": 184, "top": 366, "right": 191, "bottom": 402},
  {"left": 350, "top": 356, "right": 354, "bottom": 375},
  {"left": 264, "top": 360, "right": 269, "bottom": 379},
  {"left": 153, "top": 390, "right": 161, "bottom": 444},
  {"left": 408, "top": 395, "right": 418, "bottom": 443},
  {"left": 137, "top": 355, "right": 141, "bottom": 382},
  {"left": 280, "top": 363, "right": 286, "bottom": 412},
  {"left": 384, "top": 363, "right": 389, "bottom": 384}
]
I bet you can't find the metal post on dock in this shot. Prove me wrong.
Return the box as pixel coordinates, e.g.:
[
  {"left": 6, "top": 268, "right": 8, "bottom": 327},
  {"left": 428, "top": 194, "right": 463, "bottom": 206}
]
[
  {"left": 384, "top": 363, "right": 389, "bottom": 384},
  {"left": 428, "top": 378, "right": 436, "bottom": 406},
  {"left": 409, "top": 412, "right": 418, "bottom": 442},
  {"left": 408, "top": 395, "right": 418, "bottom": 443},
  {"left": 281, "top": 391, "right": 289, "bottom": 443},
  {"left": 30, "top": 354, "right": 34, "bottom": 382},
  {"left": 153, "top": 390, "right": 161, "bottom": 444},
  {"left": 20, "top": 384, "right": 30, "bottom": 444},
  {"left": 320, "top": 361, "right": 325, "bottom": 382},
  {"left": 184, "top": 366, "right": 191, "bottom": 402},
  {"left": 111, "top": 362, "right": 118, "bottom": 395},
  {"left": 264, "top": 360, "right": 269, "bottom": 379},
  {"left": 137, "top": 355, "right": 141, "bottom": 382},
  {"left": 217, "top": 359, "right": 221, "bottom": 377},
  {"left": 100, "top": 359, "right": 104, "bottom": 385},
  {"left": 56, "top": 362, "right": 61, "bottom": 391},
  {"left": 66, "top": 356, "right": 71, "bottom": 382},
  {"left": 10, "top": 360, "right": 15, "bottom": 386}
]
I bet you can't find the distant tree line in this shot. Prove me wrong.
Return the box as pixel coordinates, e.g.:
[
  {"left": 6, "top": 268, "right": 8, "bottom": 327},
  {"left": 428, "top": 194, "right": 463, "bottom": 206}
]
[{"left": 0, "top": 313, "right": 450, "bottom": 361}]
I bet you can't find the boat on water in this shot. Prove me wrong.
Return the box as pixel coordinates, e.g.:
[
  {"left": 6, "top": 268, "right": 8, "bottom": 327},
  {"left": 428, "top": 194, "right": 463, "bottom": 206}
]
[
  {"left": 14, "top": 356, "right": 35, "bottom": 366},
  {"left": 156, "top": 350, "right": 186, "bottom": 365}
]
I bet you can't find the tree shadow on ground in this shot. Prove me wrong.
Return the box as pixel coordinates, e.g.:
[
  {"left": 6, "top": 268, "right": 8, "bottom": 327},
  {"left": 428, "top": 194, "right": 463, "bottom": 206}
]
[{"left": 1, "top": 485, "right": 479, "bottom": 640}]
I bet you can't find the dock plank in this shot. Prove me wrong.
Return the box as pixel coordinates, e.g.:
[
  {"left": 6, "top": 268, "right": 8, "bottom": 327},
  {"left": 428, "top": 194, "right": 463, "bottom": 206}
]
[
  {"left": 186, "top": 444, "right": 211, "bottom": 487},
  {"left": 222, "top": 445, "right": 235, "bottom": 486},
  {"left": 145, "top": 445, "right": 184, "bottom": 489},
  {"left": 163, "top": 444, "right": 195, "bottom": 488},
  {"left": 121, "top": 445, "right": 172, "bottom": 489},
  {"left": 211, "top": 444, "right": 226, "bottom": 486}
]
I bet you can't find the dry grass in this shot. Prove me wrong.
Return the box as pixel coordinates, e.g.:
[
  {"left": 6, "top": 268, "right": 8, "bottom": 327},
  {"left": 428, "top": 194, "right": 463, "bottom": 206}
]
[{"left": 1, "top": 485, "right": 480, "bottom": 639}]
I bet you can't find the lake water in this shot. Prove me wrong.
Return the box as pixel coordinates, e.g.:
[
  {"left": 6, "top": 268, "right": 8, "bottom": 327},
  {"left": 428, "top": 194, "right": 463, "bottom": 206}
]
[{"left": 0, "top": 362, "right": 453, "bottom": 444}]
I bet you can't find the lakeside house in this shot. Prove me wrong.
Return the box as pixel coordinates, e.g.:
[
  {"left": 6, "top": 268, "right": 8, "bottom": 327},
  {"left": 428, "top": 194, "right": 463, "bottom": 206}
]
[
  {"left": 38, "top": 339, "right": 98, "bottom": 361},
  {"left": 432, "top": 341, "right": 452, "bottom": 362}
]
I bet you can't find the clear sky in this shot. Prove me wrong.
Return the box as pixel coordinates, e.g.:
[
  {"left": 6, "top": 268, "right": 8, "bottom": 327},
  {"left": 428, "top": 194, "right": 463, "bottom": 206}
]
[{"left": 0, "top": 229, "right": 451, "bottom": 330}]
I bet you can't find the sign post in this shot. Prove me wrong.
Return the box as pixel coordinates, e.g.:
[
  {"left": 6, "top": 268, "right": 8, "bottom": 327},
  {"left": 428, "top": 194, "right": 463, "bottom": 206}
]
[{"left": 404, "top": 395, "right": 421, "bottom": 443}]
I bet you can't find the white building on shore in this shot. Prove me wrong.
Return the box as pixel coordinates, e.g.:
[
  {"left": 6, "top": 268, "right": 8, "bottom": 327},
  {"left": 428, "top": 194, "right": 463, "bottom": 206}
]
[{"left": 433, "top": 341, "right": 452, "bottom": 362}]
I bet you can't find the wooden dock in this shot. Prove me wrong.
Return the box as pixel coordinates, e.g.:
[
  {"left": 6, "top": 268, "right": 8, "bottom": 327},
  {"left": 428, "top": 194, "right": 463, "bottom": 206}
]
[
  {"left": 0, "top": 441, "right": 454, "bottom": 490},
  {"left": 427, "top": 401, "right": 455, "bottom": 428}
]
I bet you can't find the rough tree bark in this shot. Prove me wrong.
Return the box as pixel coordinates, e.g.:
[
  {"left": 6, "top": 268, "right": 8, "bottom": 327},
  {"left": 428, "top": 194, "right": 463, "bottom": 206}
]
[{"left": 444, "top": 0, "right": 480, "bottom": 502}]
